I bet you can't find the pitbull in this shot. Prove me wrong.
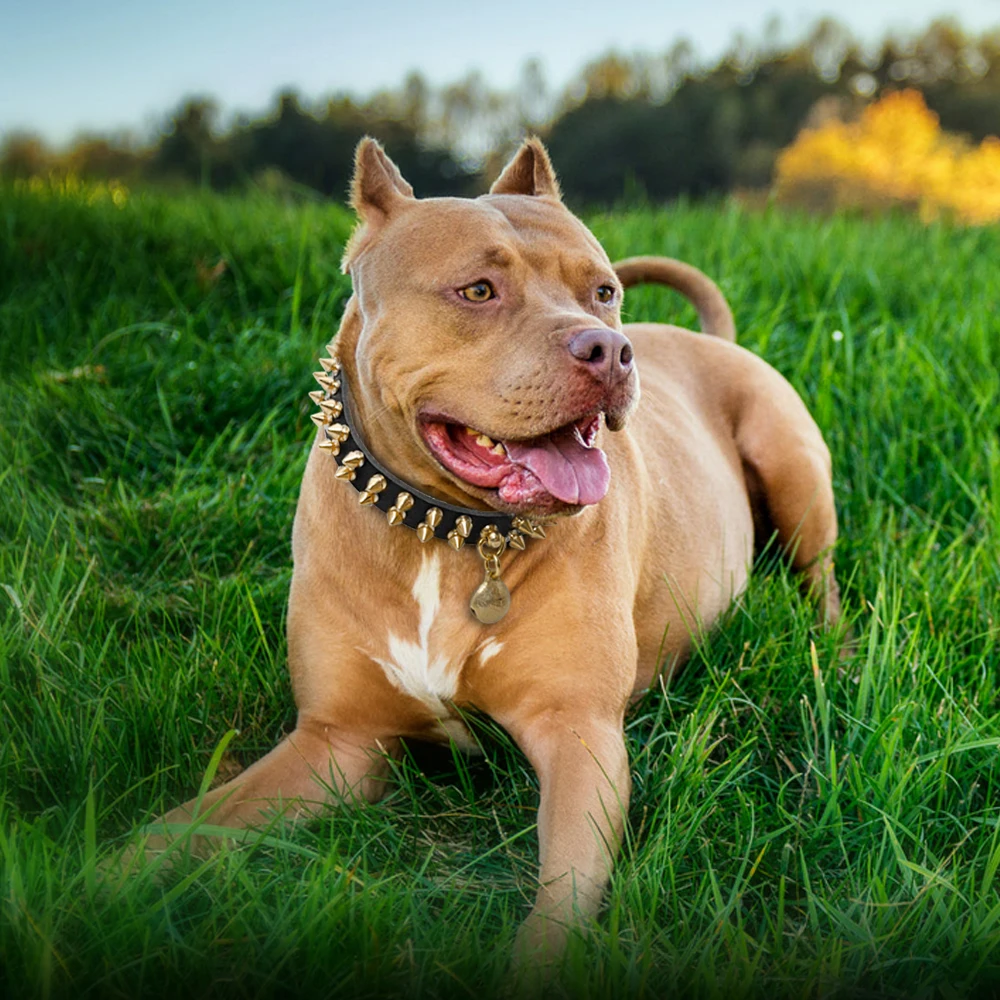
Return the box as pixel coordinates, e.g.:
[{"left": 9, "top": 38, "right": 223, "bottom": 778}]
[{"left": 149, "top": 137, "right": 842, "bottom": 963}]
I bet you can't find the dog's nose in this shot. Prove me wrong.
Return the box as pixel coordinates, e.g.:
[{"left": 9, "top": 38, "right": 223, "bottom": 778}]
[{"left": 567, "top": 328, "right": 634, "bottom": 379}]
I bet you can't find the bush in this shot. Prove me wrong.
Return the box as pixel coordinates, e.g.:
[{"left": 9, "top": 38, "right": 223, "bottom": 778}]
[{"left": 775, "top": 89, "right": 1000, "bottom": 224}]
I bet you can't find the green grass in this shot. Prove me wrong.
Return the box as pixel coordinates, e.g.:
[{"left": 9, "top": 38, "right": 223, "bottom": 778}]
[{"left": 1, "top": 180, "right": 999, "bottom": 999}]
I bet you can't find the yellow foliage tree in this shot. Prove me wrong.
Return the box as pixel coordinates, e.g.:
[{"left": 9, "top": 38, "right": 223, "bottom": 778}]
[{"left": 775, "top": 89, "right": 1000, "bottom": 225}]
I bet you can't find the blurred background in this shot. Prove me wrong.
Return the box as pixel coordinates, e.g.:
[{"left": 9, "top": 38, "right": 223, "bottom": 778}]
[{"left": 2, "top": 0, "right": 999, "bottom": 220}]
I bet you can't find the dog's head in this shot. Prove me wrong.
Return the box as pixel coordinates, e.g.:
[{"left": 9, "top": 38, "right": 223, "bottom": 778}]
[{"left": 337, "top": 137, "right": 639, "bottom": 518}]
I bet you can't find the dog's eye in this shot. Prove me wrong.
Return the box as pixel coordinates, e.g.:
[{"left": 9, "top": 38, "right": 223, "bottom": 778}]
[
  {"left": 596, "top": 284, "right": 616, "bottom": 304},
  {"left": 459, "top": 281, "right": 495, "bottom": 302}
]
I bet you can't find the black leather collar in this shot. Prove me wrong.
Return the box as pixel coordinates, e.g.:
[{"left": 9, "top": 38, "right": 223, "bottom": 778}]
[{"left": 308, "top": 351, "right": 545, "bottom": 554}]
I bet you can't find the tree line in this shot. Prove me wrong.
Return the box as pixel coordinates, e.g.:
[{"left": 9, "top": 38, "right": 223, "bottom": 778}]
[{"left": 3, "top": 17, "right": 999, "bottom": 205}]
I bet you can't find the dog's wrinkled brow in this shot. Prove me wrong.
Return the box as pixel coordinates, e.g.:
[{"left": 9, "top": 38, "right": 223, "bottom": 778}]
[
  {"left": 472, "top": 245, "right": 516, "bottom": 270},
  {"left": 562, "top": 256, "right": 616, "bottom": 286}
]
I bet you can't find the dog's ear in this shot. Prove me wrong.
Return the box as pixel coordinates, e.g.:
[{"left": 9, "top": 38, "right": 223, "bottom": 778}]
[
  {"left": 343, "top": 138, "right": 415, "bottom": 270},
  {"left": 489, "top": 137, "right": 562, "bottom": 199},
  {"left": 350, "top": 137, "right": 415, "bottom": 219}
]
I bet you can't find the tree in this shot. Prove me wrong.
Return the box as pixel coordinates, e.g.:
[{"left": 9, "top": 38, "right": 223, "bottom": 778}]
[
  {"left": 152, "top": 98, "right": 222, "bottom": 186},
  {"left": 0, "top": 133, "right": 51, "bottom": 178}
]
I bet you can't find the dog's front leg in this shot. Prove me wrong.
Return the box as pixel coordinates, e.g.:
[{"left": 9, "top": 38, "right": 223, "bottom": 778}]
[
  {"left": 135, "top": 718, "right": 399, "bottom": 859},
  {"left": 506, "top": 707, "right": 631, "bottom": 967}
]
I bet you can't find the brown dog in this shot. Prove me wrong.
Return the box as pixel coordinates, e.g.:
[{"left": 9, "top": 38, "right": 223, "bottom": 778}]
[{"left": 149, "top": 137, "right": 842, "bottom": 965}]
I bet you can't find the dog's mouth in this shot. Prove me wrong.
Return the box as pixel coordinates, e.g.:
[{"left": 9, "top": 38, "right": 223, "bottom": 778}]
[{"left": 419, "top": 414, "right": 610, "bottom": 510}]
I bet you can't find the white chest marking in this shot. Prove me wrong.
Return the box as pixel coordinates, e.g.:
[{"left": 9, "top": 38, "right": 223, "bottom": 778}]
[
  {"left": 372, "top": 552, "right": 456, "bottom": 714},
  {"left": 478, "top": 638, "right": 504, "bottom": 664}
]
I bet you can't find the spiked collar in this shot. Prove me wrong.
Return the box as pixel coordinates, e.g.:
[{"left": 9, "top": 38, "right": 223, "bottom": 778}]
[{"left": 308, "top": 346, "right": 546, "bottom": 623}]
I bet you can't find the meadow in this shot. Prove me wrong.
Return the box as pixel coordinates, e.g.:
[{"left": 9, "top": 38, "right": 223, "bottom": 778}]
[{"left": 1, "top": 180, "right": 999, "bottom": 999}]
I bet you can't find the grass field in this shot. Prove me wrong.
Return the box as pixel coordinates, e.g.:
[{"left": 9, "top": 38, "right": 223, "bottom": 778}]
[{"left": 2, "top": 179, "right": 999, "bottom": 999}]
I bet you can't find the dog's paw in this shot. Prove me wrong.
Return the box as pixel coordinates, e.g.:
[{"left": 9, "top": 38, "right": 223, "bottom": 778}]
[
  {"left": 95, "top": 831, "right": 175, "bottom": 889},
  {"left": 97, "top": 815, "right": 232, "bottom": 889},
  {"left": 509, "top": 910, "right": 572, "bottom": 992}
]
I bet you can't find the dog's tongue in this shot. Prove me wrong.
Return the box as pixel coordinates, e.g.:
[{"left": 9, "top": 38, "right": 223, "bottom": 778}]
[{"left": 505, "top": 427, "right": 610, "bottom": 505}]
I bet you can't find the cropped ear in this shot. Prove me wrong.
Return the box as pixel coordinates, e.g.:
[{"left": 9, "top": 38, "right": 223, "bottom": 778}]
[
  {"left": 343, "top": 138, "right": 415, "bottom": 270},
  {"left": 350, "top": 137, "right": 415, "bottom": 221},
  {"left": 489, "top": 137, "right": 562, "bottom": 199}
]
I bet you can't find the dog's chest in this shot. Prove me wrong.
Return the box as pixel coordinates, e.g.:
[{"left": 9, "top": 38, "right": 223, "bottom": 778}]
[{"left": 365, "top": 551, "right": 499, "bottom": 746}]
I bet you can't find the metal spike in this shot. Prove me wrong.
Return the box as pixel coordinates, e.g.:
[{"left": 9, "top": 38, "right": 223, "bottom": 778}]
[
  {"left": 455, "top": 515, "right": 472, "bottom": 538},
  {"left": 392, "top": 492, "right": 414, "bottom": 513},
  {"left": 311, "top": 412, "right": 330, "bottom": 428},
  {"left": 319, "top": 399, "right": 343, "bottom": 418},
  {"left": 313, "top": 372, "right": 335, "bottom": 389},
  {"left": 308, "top": 389, "right": 325, "bottom": 405},
  {"left": 513, "top": 516, "right": 546, "bottom": 539},
  {"left": 507, "top": 530, "right": 526, "bottom": 550},
  {"left": 358, "top": 472, "right": 386, "bottom": 505},
  {"left": 318, "top": 356, "right": 340, "bottom": 373},
  {"left": 481, "top": 525, "right": 503, "bottom": 548},
  {"left": 334, "top": 464, "right": 357, "bottom": 481},
  {"left": 341, "top": 450, "right": 364, "bottom": 470},
  {"left": 416, "top": 506, "right": 442, "bottom": 542},
  {"left": 318, "top": 439, "right": 340, "bottom": 455},
  {"left": 387, "top": 508, "right": 405, "bottom": 526},
  {"left": 327, "top": 423, "right": 350, "bottom": 443},
  {"left": 447, "top": 530, "right": 466, "bottom": 550}
]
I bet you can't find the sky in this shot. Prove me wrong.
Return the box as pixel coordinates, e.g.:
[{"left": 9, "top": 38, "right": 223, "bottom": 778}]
[{"left": 2, "top": 0, "right": 999, "bottom": 145}]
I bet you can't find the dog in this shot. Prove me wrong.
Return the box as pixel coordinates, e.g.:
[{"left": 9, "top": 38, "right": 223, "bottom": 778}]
[{"left": 145, "top": 137, "right": 842, "bottom": 967}]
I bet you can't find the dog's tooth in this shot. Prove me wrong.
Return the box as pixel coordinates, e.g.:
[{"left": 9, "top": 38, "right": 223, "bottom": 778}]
[
  {"left": 491, "top": 442, "right": 506, "bottom": 456},
  {"left": 465, "top": 427, "right": 479, "bottom": 437},
  {"left": 476, "top": 434, "right": 495, "bottom": 448}
]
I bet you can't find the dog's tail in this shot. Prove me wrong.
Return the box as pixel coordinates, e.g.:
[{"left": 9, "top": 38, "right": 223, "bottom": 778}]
[{"left": 613, "top": 256, "right": 736, "bottom": 343}]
